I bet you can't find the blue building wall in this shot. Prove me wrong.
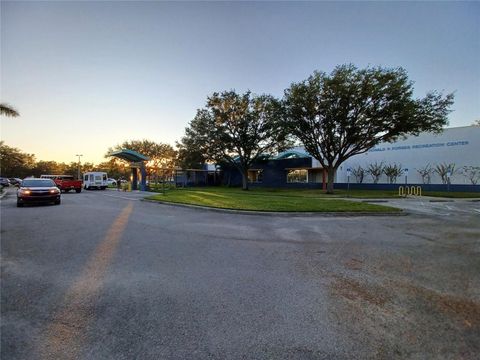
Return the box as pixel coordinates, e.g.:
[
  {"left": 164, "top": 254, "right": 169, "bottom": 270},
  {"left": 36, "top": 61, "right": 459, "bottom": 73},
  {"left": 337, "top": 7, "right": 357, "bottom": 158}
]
[
  {"left": 223, "top": 157, "right": 313, "bottom": 187},
  {"left": 212, "top": 154, "right": 480, "bottom": 193},
  {"left": 221, "top": 157, "right": 479, "bottom": 192}
]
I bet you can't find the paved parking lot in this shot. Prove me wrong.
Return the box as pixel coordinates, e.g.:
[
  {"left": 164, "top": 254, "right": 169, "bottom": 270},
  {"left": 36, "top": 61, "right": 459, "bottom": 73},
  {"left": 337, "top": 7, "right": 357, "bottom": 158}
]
[
  {"left": 364, "top": 197, "right": 480, "bottom": 218},
  {"left": 1, "top": 188, "right": 479, "bottom": 359}
]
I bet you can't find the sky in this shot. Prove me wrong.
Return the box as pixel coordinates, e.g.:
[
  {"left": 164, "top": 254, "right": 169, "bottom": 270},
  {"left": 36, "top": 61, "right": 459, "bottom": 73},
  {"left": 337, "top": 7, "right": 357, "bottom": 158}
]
[{"left": 1, "top": 1, "right": 479, "bottom": 164}]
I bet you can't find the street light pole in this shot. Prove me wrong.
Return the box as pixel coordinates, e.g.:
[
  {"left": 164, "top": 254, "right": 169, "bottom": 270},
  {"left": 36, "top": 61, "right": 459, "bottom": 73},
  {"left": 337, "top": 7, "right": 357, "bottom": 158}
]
[{"left": 75, "top": 154, "right": 83, "bottom": 180}]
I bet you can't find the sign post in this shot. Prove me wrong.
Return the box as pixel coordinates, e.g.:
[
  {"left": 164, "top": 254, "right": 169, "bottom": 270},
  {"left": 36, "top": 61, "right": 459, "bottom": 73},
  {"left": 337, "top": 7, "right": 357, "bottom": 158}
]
[
  {"left": 447, "top": 171, "right": 451, "bottom": 192},
  {"left": 346, "top": 168, "right": 351, "bottom": 197},
  {"left": 404, "top": 168, "right": 409, "bottom": 186}
]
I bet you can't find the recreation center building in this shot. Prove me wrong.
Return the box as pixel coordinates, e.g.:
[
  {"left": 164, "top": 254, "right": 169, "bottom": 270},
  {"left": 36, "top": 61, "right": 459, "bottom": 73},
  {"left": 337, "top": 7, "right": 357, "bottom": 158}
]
[{"left": 222, "top": 125, "right": 480, "bottom": 191}]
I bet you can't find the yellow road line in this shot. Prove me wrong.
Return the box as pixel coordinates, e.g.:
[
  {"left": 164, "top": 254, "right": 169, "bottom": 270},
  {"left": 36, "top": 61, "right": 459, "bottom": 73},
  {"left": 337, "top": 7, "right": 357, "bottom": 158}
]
[{"left": 39, "top": 202, "right": 133, "bottom": 360}]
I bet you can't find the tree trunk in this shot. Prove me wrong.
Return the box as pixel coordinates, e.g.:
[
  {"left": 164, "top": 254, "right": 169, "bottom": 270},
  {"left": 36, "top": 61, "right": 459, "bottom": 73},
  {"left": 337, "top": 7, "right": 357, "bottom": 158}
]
[
  {"left": 241, "top": 170, "right": 249, "bottom": 190},
  {"left": 326, "top": 166, "right": 336, "bottom": 194}
]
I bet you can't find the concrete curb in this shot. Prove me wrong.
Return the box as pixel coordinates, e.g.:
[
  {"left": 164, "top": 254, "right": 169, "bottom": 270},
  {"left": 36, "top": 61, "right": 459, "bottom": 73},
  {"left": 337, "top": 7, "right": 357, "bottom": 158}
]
[{"left": 141, "top": 199, "right": 406, "bottom": 217}]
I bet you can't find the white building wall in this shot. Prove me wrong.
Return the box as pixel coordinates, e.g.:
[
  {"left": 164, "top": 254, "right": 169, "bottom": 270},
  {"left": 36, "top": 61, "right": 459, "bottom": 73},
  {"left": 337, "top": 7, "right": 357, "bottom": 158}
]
[
  {"left": 291, "top": 126, "right": 480, "bottom": 184},
  {"left": 337, "top": 126, "right": 480, "bottom": 184}
]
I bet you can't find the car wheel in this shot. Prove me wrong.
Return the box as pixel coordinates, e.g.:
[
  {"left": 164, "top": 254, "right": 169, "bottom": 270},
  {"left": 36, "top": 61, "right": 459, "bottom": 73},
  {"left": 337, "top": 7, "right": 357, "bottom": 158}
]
[
  {"left": 75, "top": 188, "right": 81, "bottom": 193},
  {"left": 55, "top": 199, "right": 61, "bottom": 205},
  {"left": 17, "top": 201, "right": 24, "bottom": 207}
]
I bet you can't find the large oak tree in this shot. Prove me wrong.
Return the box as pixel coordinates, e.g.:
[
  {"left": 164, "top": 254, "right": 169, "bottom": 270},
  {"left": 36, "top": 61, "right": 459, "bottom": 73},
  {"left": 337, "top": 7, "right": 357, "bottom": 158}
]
[
  {"left": 283, "top": 64, "right": 454, "bottom": 193},
  {"left": 178, "top": 91, "right": 289, "bottom": 190}
]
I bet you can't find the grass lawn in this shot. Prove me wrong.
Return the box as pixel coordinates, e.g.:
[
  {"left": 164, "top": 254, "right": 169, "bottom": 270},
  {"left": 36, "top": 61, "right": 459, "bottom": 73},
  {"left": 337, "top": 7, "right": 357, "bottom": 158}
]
[
  {"left": 146, "top": 187, "right": 401, "bottom": 212},
  {"left": 238, "top": 188, "right": 479, "bottom": 199},
  {"left": 240, "top": 188, "right": 403, "bottom": 199}
]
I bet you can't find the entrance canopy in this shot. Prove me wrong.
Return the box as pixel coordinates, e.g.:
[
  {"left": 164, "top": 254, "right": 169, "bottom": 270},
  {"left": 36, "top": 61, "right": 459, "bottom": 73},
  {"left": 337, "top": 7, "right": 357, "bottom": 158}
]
[
  {"left": 108, "top": 149, "right": 149, "bottom": 162},
  {"left": 108, "top": 149, "right": 149, "bottom": 191}
]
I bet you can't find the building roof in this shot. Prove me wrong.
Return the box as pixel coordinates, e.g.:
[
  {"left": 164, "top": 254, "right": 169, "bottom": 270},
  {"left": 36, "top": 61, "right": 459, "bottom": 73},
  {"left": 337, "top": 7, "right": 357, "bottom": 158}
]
[{"left": 274, "top": 150, "right": 310, "bottom": 160}]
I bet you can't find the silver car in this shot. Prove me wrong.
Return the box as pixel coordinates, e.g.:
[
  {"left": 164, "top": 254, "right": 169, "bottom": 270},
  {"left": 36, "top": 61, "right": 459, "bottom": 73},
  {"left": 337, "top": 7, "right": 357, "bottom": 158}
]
[{"left": 17, "top": 179, "right": 61, "bottom": 207}]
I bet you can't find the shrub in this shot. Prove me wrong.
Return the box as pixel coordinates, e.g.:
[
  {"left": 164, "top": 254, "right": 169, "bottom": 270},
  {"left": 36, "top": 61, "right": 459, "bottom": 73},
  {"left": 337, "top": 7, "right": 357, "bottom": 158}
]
[
  {"left": 462, "top": 166, "right": 480, "bottom": 185},
  {"left": 366, "top": 162, "right": 384, "bottom": 184},
  {"left": 416, "top": 164, "right": 434, "bottom": 184},
  {"left": 351, "top": 165, "right": 365, "bottom": 184},
  {"left": 435, "top": 163, "right": 457, "bottom": 184},
  {"left": 383, "top": 163, "right": 403, "bottom": 184}
]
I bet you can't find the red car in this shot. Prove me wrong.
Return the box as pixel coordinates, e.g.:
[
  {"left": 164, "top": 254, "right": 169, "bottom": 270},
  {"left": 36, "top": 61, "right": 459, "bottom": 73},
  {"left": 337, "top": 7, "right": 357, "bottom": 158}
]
[
  {"left": 40, "top": 175, "right": 82, "bottom": 193},
  {"left": 17, "top": 178, "right": 61, "bottom": 207}
]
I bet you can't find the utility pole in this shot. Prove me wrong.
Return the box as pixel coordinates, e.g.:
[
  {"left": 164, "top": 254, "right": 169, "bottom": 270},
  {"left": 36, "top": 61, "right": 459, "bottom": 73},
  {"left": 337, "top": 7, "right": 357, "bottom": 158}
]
[{"left": 76, "top": 154, "right": 83, "bottom": 180}]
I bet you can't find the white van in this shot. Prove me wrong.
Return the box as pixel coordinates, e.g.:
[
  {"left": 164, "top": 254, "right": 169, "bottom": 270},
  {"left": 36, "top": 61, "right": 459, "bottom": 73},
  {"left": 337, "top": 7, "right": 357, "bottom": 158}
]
[{"left": 83, "top": 172, "right": 108, "bottom": 190}]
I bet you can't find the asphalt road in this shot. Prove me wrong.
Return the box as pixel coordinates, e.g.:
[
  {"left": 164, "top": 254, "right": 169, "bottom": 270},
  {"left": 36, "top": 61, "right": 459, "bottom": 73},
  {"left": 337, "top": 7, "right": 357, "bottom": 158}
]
[{"left": 1, "top": 189, "right": 479, "bottom": 359}]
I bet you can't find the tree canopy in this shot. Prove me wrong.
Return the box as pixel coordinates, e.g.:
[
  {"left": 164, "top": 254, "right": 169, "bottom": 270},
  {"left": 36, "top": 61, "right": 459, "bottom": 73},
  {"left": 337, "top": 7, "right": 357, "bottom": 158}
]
[
  {"left": 107, "top": 139, "right": 177, "bottom": 176},
  {"left": 177, "top": 90, "right": 290, "bottom": 190},
  {"left": 94, "top": 159, "right": 130, "bottom": 180},
  {"left": 0, "top": 142, "right": 35, "bottom": 177},
  {"left": 0, "top": 141, "right": 96, "bottom": 178},
  {"left": 0, "top": 103, "right": 19, "bottom": 117},
  {"left": 283, "top": 64, "right": 454, "bottom": 193}
]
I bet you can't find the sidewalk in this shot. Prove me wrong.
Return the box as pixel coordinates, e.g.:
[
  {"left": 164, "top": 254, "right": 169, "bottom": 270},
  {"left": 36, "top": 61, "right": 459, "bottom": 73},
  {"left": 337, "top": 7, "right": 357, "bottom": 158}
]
[{"left": 102, "top": 188, "right": 152, "bottom": 200}]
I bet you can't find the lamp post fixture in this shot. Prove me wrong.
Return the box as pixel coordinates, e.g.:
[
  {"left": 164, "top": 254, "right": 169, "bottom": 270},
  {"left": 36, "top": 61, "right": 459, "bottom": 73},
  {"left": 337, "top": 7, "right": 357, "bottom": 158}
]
[{"left": 75, "top": 154, "right": 83, "bottom": 180}]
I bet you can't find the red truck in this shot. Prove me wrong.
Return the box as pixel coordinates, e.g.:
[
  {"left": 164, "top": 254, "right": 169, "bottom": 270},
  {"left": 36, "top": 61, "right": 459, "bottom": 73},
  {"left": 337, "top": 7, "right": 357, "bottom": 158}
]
[{"left": 40, "top": 175, "right": 83, "bottom": 193}]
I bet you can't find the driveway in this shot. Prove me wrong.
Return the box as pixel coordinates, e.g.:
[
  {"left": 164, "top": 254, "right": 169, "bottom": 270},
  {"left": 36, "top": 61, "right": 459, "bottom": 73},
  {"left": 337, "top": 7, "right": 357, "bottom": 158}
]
[
  {"left": 362, "top": 196, "right": 480, "bottom": 217},
  {"left": 1, "top": 189, "right": 479, "bottom": 359}
]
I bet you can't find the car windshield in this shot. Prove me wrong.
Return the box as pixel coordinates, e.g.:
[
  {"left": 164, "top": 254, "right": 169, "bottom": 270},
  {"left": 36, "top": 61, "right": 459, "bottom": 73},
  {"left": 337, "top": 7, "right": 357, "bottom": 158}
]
[{"left": 22, "top": 179, "right": 55, "bottom": 187}]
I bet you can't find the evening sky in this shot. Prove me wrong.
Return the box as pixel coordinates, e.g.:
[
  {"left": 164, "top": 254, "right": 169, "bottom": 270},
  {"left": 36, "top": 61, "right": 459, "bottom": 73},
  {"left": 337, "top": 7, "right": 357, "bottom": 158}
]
[{"left": 1, "top": 1, "right": 479, "bottom": 163}]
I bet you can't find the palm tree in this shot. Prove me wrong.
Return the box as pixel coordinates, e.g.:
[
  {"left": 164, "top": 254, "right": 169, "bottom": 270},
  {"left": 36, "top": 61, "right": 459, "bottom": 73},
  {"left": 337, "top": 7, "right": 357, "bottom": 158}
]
[{"left": 0, "top": 103, "right": 19, "bottom": 117}]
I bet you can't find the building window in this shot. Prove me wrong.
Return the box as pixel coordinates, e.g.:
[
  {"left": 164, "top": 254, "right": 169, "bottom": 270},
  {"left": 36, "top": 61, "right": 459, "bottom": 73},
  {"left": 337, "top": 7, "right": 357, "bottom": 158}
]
[
  {"left": 287, "top": 169, "right": 308, "bottom": 183},
  {"left": 248, "top": 169, "right": 263, "bottom": 183}
]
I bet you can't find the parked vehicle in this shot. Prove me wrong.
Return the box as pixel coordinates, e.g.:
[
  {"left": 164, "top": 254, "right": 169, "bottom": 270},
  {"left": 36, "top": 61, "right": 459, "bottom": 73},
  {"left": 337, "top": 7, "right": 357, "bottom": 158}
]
[
  {"left": 17, "top": 178, "right": 61, "bottom": 207},
  {"left": 8, "top": 178, "right": 23, "bottom": 186},
  {"left": 40, "top": 175, "right": 83, "bottom": 193},
  {"left": 83, "top": 172, "right": 108, "bottom": 190},
  {"left": 107, "top": 178, "right": 117, "bottom": 186},
  {"left": 0, "top": 178, "right": 11, "bottom": 187}
]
